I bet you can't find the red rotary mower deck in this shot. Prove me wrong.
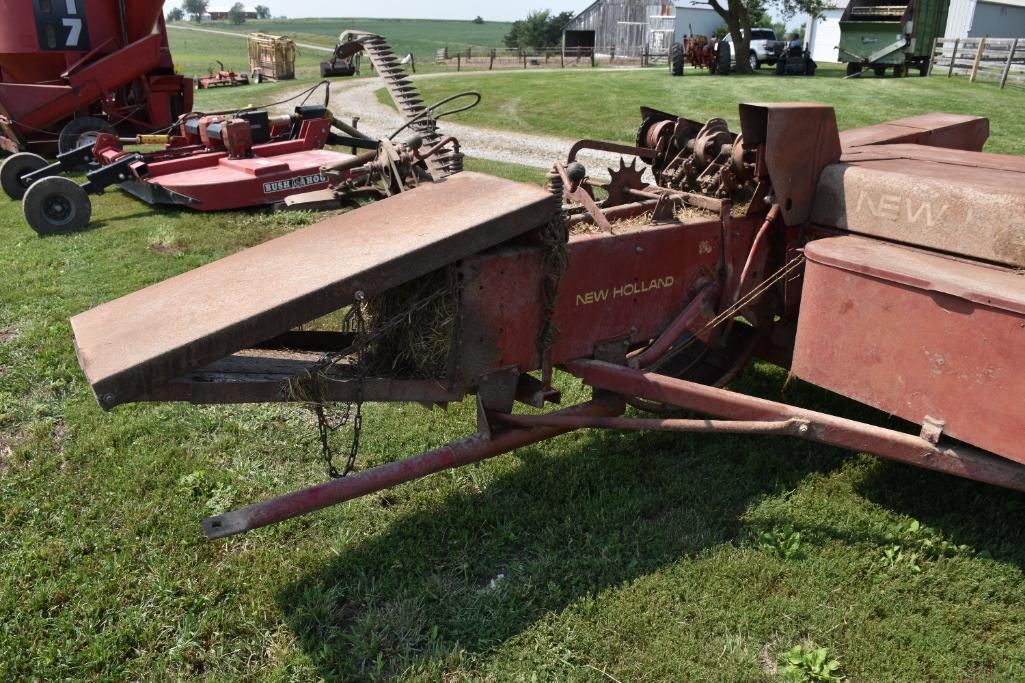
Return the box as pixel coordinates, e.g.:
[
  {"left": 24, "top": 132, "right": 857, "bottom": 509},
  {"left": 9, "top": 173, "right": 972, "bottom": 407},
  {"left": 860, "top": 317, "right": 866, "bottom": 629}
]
[{"left": 1, "top": 105, "right": 368, "bottom": 234}]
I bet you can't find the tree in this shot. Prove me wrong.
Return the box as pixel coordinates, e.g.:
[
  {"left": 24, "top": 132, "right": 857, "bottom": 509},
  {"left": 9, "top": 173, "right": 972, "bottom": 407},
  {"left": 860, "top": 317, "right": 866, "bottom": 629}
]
[
  {"left": 707, "top": 0, "right": 823, "bottom": 73},
  {"left": 255, "top": 5, "right": 271, "bottom": 19},
  {"left": 182, "top": 0, "right": 208, "bottom": 23},
  {"left": 503, "top": 10, "right": 573, "bottom": 51},
  {"left": 472, "top": 16, "right": 485, "bottom": 24},
  {"left": 227, "top": 2, "right": 247, "bottom": 24},
  {"left": 166, "top": 7, "right": 184, "bottom": 22}
]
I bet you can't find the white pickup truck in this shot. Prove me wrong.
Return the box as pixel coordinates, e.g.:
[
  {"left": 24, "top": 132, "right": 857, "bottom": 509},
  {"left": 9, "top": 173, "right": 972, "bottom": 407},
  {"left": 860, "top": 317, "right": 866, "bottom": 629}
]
[{"left": 721, "top": 28, "right": 785, "bottom": 70}]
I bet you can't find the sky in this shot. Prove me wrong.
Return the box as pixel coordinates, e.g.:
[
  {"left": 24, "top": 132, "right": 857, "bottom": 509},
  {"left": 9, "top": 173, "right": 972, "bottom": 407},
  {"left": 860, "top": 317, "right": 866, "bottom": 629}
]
[
  {"left": 264, "top": 1, "right": 589, "bottom": 22},
  {"left": 252, "top": 1, "right": 800, "bottom": 28}
]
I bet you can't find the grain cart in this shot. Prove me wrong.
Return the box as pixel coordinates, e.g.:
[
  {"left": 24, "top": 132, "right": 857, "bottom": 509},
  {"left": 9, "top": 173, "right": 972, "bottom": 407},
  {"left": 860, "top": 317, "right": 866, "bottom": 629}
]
[
  {"left": 839, "top": 0, "right": 950, "bottom": 76},
  {"left": 0, "top": 0, "right": 192, "bottom": 156},
  {"left": 70, "top": 102, "right": 1025, "bottom": 540}
]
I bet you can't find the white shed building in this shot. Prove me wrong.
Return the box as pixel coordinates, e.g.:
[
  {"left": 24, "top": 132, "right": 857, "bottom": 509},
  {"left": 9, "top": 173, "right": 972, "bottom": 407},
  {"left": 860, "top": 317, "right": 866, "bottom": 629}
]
[
  {"left": 805, "top": 1, "right": 849, "bottom": 64},
  {"left": 945, "top": 0, "right": 1025, "bottom": 37}
]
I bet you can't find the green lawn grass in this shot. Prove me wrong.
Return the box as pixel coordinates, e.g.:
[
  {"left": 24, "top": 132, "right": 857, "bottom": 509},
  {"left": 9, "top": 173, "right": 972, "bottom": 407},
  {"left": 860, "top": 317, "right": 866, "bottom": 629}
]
[
  {"left": 409, "top": 65, "right": 1025, "bottom": 155},
  {"left": 3, "top": 63, "right": 1025, "bottom": 681}
]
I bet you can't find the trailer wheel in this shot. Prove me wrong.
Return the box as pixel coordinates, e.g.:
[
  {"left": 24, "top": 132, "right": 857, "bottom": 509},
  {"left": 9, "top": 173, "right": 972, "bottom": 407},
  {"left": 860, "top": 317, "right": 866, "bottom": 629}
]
[
  {"left": 846, "top": 63, "right": 862, "bottom": 76},
  {"left": 670, "top": 43, "right": 684, "bottom": 76},
  {"left": 1, "top": 152, "right": 47, "bottom": 200},
  {"left": 58, "top": 117, "right": 117, "bottom": 170},
  {"left": 22, "top": 176, "right": 92, "bottom": 236},
  {"left": 873, "top": 66, "right": 886, "bottom": 77},
  {"left": 892, "top": 64, "right": 908, "bottom": 78}
]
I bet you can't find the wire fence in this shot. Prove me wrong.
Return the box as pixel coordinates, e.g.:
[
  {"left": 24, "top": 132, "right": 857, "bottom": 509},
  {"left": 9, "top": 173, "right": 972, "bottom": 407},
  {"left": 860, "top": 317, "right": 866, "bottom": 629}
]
[{"left": 376, "top": 45, "right": 673, "bottom": 74}]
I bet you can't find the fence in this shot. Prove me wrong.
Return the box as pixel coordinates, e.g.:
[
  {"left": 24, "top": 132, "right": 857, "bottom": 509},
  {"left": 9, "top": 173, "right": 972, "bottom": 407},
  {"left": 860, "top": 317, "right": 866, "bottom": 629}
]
[
  {"left": 422, "top": 45, "right": 670, "bottom": 71},
  {"left": 929, "top": 37, "right": 1024, "bottom": 89}
]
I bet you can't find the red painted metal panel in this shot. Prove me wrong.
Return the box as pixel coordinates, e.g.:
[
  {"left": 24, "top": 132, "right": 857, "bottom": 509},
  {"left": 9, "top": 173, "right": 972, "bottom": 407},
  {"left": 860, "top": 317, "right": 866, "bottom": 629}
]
[
  {"left": 793, "top": 236, "right": 1025, "bottom": 464},
  {"left": 458, "top": 220, "right": 722, "bottom": 376}
]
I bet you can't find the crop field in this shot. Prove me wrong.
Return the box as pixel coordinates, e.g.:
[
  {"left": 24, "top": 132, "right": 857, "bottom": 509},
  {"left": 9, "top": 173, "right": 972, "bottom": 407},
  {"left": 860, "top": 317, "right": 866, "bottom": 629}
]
[
  {"left": 3, "top": 27, "right": 1025, "bottom": 681},
  {"left": 167, "top": 16, "right": 512, "bottom": 78}
]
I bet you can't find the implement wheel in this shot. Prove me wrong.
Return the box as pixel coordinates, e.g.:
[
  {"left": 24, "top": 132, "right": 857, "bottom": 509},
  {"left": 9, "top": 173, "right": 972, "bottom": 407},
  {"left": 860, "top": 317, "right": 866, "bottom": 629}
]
[
  {"left": 22, "top": 176, "right": 92, "bottom": 235},
  {"left": 58, "top": 116, "right": 116, "bottom": 170},
  {"left": 670, "top": 43, "right": 684, "bottom": 76},
  {"left": 1, "top": 152, "right": 47, "bottom": 200},
  {"left": 846, "top": 63, "right": 862, "bottom": 76}
]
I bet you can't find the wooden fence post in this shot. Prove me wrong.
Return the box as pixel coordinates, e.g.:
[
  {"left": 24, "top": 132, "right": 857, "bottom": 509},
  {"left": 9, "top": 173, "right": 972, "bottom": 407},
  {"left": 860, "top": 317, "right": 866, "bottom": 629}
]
[
  {"left": 643, "top": 43, "right": 649, "bottom": 67},
  {"left": 969, "top": 38, "right": 986, "bottom": 83},
  {"left": 927, "top": 37, "right": 939, "bottom": 76},
  {"left": 523, "top": 52, "right": 527, "bottom": 69},
  {"left": 591, "top": 48, "right": 595, "bottom": 67},
  {"left": 489, "top": 48, "right": 495, "bottom": 70},
  {"left": 1000, "top": 38, "right": 1019, "bottom": 89},
  {"left": 560, "top": 46, "right": 565, "bottom": 68},
  {"left": 947, "top": 37, "right": 959, "bottom": 77},
  {"left": 410, "top": 54, "right": 416, "bottom": 74},
  {"left": 457, "top": 54, "right": 461, "bottom": 72},
  {"left": 610, "top": 45, "right": 616, "bottom": 62}
]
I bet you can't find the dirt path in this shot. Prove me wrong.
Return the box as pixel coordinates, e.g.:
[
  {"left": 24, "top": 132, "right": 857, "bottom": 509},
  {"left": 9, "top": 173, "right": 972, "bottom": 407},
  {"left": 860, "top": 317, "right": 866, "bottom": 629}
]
[{"left": 294, "top": 72, "right": 647, "bottom": 178}]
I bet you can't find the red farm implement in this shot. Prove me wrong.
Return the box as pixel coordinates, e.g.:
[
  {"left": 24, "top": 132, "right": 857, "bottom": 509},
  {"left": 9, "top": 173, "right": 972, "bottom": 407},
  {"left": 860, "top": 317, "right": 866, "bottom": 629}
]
[
  {"left": 69, "top": 102, "right": 1025, "bottom": 539},
  {"left": 196, "top": 61, "right": 250, "bottom": 89},
  {"left": 0, "top": 0, "right": 192, "bottom": 157}
]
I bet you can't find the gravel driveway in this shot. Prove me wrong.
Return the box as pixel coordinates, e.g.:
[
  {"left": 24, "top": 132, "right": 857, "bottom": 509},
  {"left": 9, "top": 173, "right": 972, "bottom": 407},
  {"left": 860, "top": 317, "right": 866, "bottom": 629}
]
[{"left": 281, "top": 71, "right": 650, "bottom": 181}]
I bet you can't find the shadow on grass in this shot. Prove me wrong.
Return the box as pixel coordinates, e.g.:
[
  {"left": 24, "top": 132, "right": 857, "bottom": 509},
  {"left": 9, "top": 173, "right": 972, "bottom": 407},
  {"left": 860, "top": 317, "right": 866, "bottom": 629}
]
[
  {"left": 277, "top": 364, "right": 866, "bottom": 679},
  {"left": 278, "top": 362, "right": 1025, "bottom": 679}
]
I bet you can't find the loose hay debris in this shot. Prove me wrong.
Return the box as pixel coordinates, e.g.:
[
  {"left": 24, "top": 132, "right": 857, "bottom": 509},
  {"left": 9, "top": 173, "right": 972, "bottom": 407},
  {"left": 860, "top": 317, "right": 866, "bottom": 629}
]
[{"left": 364, "top": 268, "right": 456, "bottom": 378}]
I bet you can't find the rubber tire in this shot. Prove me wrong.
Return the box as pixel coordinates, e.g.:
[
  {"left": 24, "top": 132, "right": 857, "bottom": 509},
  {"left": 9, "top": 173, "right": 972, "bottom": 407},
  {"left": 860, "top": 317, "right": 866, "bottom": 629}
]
[
  {"left": 749, "top": 53, "right": 759, "bottom": 71},
  {"left": 873, "top": 66, "right": 886, "bottom": 77},
  {"left": 670, "top": 43, "right": 684, "bottom": 76},
  {"left": 716, "top": 42, "right": 732, "bottom": 75},
  {"left": 1, "top": 152, "right": 48, "bottom": 200},
  {"left": 846, "top": 63, "right": 862, "bottom": 76},
  {"left": 58, "top": 116, "right": 116, "bottom": 156},
  {"left": 892, "top": 64, "right": 907, "bottom": 78},
  {"left": 22, "top": 176, "right": 91, "bottom": 236}
]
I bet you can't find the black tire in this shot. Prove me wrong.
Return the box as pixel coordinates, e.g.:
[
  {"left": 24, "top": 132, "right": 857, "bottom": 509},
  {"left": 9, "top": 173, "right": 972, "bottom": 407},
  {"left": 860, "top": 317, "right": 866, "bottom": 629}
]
[
  {"left": 58, "top": 116, "right": 117, "bottom": 156},
  {"left": 716, "top": 42, "right": 732, "bottom": 75},
  {"left": 1, "top": 152, "right": 48, "bottom": 200},
  {"left": 749, "top": 53, "right": 759, "bottom": 71},
  {"left": 670, "top": 43, "right": 684, "bottom": 76},
  {"left": 252, "top": 70, "right": 263, "bottom": 84},
  {"left": 873, "top": 66, "right": 886, "bottom": 77},
  {"left": 22, "top": 176, "right": 92, "bottom": 235},
  {"left": 846, "top": 62, "right": 862, "bottom": 76},
  {"left": 892, "top": 64, "right": 907, "bottom": 78}
]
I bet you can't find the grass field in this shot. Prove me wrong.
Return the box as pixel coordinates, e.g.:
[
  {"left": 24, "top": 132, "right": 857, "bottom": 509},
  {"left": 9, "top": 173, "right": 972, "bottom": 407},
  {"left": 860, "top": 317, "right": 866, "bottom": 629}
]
[
  {"left": 3, "top": 51, "right": 1025, "bottom": 680},
  {"left": 408, "top": 65, "right": 1025, "bottom": 155},
  {"left": 167, "top": 17, "right": 512, "bottom": 79}
]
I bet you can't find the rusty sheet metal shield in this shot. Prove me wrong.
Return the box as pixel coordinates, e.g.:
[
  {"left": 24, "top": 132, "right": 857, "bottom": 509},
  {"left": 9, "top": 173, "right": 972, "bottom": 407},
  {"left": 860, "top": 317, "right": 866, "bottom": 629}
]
[
  {"left": 71, "top": 172, "right": 558, "bottom": 408},
  {"left": 810, "top": 144, "right": 1025, "bottom": 267},
  {"left": 793, "top": 236, "right": 1025, "bottom": 465},
  {"left": 839, "top": 113, "right": 988, "bottom": 151},
  {"left": 738, "top": 103, "right": 841, "bottom": 227}
]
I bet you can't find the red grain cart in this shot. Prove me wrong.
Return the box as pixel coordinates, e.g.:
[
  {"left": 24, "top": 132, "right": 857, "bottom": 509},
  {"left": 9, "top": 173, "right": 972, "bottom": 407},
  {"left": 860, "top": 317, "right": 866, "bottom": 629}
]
[{"left": 0, "top": 0, "right": 192, "bottom": 157}]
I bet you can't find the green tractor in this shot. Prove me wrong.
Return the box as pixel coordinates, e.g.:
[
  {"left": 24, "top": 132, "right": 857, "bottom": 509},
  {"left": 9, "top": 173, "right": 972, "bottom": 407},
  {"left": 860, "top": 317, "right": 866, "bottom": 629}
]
[{"left": 839, "top": 0, "right": 950, "bottom": 77}]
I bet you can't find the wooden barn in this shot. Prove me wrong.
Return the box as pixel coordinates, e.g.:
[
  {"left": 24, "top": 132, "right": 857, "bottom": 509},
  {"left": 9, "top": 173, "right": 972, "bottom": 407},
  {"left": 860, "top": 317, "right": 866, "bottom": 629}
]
[{"left": 563, "top": 1, "right": 722, "bottom": 56}]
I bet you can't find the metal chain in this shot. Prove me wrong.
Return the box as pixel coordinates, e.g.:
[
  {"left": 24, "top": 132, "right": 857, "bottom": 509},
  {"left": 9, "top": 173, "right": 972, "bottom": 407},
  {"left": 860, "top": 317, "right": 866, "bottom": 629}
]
[{"left": 314, "top": 292, "right": 368, "bottom": 479}]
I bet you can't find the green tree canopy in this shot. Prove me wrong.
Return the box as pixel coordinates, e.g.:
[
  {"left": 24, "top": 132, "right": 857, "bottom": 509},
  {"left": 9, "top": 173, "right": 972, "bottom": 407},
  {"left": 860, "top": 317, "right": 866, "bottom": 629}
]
[
  {"left": 503, "top": 10, "right": 574, "bottom": 50},
  {"left": 182, "top": 0, "right": 208, "bottom": 23}
]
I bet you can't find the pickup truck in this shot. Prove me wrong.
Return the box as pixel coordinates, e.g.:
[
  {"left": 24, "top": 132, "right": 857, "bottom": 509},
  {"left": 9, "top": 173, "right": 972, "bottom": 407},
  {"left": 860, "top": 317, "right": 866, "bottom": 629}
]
[{"left": 721, "top": 28, "right": 785, "bottom": 70}]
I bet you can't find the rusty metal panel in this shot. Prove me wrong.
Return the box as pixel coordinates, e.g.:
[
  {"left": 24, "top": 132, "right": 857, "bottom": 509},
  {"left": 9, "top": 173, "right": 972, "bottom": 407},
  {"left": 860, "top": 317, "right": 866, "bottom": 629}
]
[
  {"left": 839, "top": 113, "right": 988, "bottom": 151},
  {"left": 71, "top": 172, "right": 559, "bottom": 408},
  {"left": 792, "top": 236, "right": 1025, "bottom": 465},
  {"left": 738, "top": 103, "right": 842, "bottom": 227},
  {"left": 457, "top": 220, "right": 722, "bottom": 380},
  {"left": 810, "top": 148, "right": 1025, "bottom": 266}
]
